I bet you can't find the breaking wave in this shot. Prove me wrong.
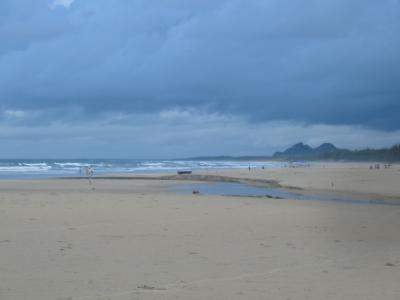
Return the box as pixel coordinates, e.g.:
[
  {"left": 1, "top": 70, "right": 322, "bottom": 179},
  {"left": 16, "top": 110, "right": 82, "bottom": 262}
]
[{"left": 0, "top": 159, "right": 283, "bottom": 179}]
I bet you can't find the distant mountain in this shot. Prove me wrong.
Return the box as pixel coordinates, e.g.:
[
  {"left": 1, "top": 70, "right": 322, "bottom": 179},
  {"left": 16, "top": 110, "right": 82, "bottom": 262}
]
[
  {"left": 184, "top": 143, "right": 400, "bottom": 162},
  {"left": 280, "top": 142, "right": 313, "bottom": 156},
  {"left": 273, "top": 142, "right": 400, "bottom": 162},
  {"left": 315, "top": 143, "right": 338, "bottom": 153},
  {"left": 273, "top": 142, "right": 338, "bottom": 159}
]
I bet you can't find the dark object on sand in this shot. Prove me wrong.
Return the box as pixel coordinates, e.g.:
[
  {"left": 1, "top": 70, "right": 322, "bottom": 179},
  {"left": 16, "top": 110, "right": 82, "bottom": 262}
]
[
  {"left": 192, "top": 190, "right": 200, "bottom": 195},
  {"left": 137, "top": 285, "right": 167, "bottom": 291},
  {"left": 385, "top": 262, "right": 396, "bottom": 267},
  {"left": 266, "top": 195, "right": 283, "bottom": 199},
  {"left": 177, "top": 171, "right": 192, "bottom": 175}
]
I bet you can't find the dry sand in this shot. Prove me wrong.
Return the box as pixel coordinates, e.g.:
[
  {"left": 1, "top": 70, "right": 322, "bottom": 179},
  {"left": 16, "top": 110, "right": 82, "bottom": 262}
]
[{"left": 1, "top": 164, "right": 400, "bottom": 299}]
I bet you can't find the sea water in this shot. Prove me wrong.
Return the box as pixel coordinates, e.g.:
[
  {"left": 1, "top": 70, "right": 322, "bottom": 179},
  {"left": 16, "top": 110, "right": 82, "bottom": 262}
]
[{"left": 0, "top": 159, "right": 283, "bottom": 179}]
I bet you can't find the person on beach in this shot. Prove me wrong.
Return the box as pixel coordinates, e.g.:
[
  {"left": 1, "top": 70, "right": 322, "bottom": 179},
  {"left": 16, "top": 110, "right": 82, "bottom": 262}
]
[{"left": 84, "top": 166, "right": 95, "bottom": 190}]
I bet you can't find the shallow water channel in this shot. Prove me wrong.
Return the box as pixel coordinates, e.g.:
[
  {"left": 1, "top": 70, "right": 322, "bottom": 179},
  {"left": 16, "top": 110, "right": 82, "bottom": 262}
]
[{"left": 172, "top": 182, "right": 399, "bottom": 206}]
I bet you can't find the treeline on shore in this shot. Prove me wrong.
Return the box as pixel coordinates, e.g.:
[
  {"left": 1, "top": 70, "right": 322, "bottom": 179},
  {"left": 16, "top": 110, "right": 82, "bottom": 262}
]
[
  {"left": 188, "top": 143, "right": 400, "bottom": 162},
  {"left": 292, "top": 144, "right": 400, "bottom": 162}
]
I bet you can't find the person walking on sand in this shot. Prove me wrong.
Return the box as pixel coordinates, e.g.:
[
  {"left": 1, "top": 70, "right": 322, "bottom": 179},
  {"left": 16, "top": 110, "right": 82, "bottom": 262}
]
[
  {"left": 84, "top": 166, "right": 94, "bottom": 189},
  {"left": 89, "top": 166, "right": 94, "bottom": 177}
]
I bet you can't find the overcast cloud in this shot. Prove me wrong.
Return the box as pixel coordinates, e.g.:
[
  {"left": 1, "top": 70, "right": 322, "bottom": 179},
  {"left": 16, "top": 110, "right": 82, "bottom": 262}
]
[{"left": 0, "top": 0, "right": 399, "bottom": 157}]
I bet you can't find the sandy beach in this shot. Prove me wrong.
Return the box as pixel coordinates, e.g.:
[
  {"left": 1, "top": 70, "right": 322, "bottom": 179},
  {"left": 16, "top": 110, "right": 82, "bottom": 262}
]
[{"left": 1, "top": 164, "right": 400, "bottom": 299}]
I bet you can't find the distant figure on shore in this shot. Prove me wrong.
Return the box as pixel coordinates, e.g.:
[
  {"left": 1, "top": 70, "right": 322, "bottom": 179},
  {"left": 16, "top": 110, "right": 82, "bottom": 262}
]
[
  {"left": 84, "top": 166, "right": 95, "bottom": 190},
  {"left": 248, "top": 165, "right": 251, "bottom": 171},
  {"left": 261, "top": 165, "right": 265, "bottom": 170}
]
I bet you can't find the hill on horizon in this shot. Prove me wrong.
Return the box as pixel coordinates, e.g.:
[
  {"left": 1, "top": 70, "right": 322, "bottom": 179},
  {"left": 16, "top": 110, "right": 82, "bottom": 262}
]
[
  {"left": 186, "top": 142, "right": 400, "bottom": 162},
  {"left": 273, "top": 142, "right": 339, "bottom": 158},
  {"left": 273, "top": 142, "right": 400, "bottom": 162}
]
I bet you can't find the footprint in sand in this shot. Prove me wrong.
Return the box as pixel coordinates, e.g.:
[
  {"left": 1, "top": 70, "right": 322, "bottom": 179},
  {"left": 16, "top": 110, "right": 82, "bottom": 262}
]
[
  {"left": 97, "top": 234, "right": 126, "bottom": 240},
  {"left": 57, "top": 241, "right": 72, "bottom": 252}
]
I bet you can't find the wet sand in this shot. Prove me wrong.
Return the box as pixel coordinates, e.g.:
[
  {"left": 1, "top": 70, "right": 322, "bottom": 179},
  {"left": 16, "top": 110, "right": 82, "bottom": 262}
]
[
  {"left": 195, "top": 163, "right": 400, "bottom": 199},
  {"left": 1, "top": 164, "right": 400, "bottom": 299}
]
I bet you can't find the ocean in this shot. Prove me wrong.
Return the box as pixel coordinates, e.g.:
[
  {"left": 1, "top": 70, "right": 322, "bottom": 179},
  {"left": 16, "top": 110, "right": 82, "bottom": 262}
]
[{"left": 0, "top": 159, "right": 283, "bottom": 179}]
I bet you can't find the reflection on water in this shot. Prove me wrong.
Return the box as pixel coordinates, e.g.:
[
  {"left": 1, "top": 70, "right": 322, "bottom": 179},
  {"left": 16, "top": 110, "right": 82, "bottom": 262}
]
[{"left": 172, "top": 182, "right": 399, "bottom": 206}]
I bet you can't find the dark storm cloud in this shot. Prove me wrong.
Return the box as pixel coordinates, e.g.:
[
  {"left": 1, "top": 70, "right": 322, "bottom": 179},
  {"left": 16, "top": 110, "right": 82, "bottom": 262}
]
[{"left": 0, "top": 0, "right": 400, "bottom": 129}]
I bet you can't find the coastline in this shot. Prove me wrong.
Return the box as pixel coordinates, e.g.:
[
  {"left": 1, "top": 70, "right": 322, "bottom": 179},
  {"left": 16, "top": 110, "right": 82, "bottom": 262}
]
[
  {"left": 1, "top": 163, "right": 400, "bottom": 299},
  {"left": 56, "top": 161, "right": 400, "bottom": 201}
]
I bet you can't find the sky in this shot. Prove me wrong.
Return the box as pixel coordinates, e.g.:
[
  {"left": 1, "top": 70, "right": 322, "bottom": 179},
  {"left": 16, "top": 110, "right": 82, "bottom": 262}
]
[{"left": 0, "top": 0, "right": 399, "bottom": 158}]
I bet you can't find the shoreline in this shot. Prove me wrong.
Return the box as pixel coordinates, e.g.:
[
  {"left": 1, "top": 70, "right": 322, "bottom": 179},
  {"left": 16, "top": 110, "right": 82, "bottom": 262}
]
[
  {"left": 1, "top": 162, "right": 399, "bottom": 202},
  {"left": 1, "top": 163, "right": 400, "bottom": 299}
]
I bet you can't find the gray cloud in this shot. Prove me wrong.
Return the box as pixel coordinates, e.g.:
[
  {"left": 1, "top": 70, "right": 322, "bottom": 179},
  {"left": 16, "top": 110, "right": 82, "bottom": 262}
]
[
  {"left": 1, "top": 108, "right": 399, "bottom": 158},
  {"left": 0, "top": 0, "right": 399, "bottom": 157}
]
